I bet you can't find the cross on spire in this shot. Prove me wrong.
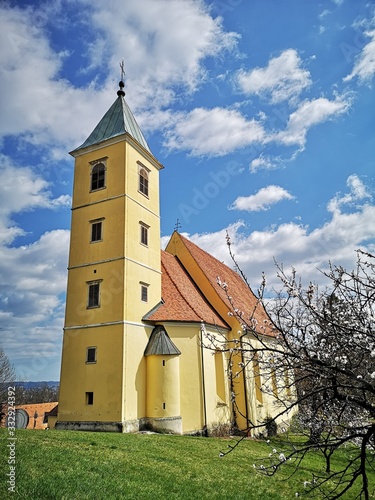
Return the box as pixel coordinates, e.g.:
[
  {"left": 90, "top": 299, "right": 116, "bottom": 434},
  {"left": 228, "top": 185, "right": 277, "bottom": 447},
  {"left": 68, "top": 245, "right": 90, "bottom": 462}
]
[
  {"left": 119, "top": 60, "right": 125, "bottom": 82},
  {"left": 174, "top": 219, "right": 182, "bottom": 232}
]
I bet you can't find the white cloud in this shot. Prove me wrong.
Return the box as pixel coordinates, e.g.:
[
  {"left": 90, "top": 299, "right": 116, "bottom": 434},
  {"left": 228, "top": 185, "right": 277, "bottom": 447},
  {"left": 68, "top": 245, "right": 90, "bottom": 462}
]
[
  {"left": 164, "top": 107, "right": 265, "bottom": 156},
  {"left": 250, "top": 155, "right": 278, "bottom": 173},
  {"left": 184, "top": 177, "right": 375, "bottom": 290},
  {"left": 0, "top": 155, "right": 70, "bottom": 379},
  {"left": 230, "top": 186, "right": 294, "bottom": 212},
  {"left": 0, "top": 0, "right": 240, "bottom": 156},
  {"left": 0, "top": 155, "right": 71, "bottom": 244},
  {"left": 0, "top": 3, "right": 114, "bottom": 154},
  {"left": 236, "top": 49, "right": 311, "bottom": 104},
  {"left": 344, "top": 29, "right": 375, "bottom": 83},
  {"left": 328, "top": 174, "right": 372, "bottom": 213},
  {"left": 0, "top": 229, "right": 69, "bottom": 380},
  {"left": 162, "top": 92, "right": 351, "bottom": 158},
  {"left": 273, "top": 95, "right": 351, "bottom": 147},
  {"left": 79, "top": 0, "right": 239, "bottom": 111}
]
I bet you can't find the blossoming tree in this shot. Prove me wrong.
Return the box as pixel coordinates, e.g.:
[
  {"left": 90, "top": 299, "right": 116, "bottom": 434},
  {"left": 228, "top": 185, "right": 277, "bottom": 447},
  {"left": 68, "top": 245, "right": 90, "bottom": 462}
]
[{"left": 216, "top": 239, "right": 375, "bottom": 499}]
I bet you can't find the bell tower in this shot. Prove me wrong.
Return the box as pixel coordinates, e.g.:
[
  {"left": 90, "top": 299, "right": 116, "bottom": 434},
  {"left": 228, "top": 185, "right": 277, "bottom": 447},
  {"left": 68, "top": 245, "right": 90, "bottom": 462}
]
[{"left": 57, "top": 78, "right": 163, "bottom": 431}]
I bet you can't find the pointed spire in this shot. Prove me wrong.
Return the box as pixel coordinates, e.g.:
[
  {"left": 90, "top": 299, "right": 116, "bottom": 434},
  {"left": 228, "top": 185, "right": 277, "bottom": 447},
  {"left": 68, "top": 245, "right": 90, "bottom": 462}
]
[{"left": 70, "top": 63, "right": 152, "bottom": 155}]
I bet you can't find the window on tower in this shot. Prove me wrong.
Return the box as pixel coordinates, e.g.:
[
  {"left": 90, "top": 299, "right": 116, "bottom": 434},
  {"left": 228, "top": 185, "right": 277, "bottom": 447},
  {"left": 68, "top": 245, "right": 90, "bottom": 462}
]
[
  {"left": 140, "top": 282, "right": 149, "bottom": 302},
  {"left": 90, "top": 219, "right": 103, "bottom": 242},
  {"left": 140, "top": 222, "right": 149, "bottom": 246},
  {"left": 85, "top": 392, "right": 94, "bottom": 405},
  {"left": 138, "top": 166, "right": 149, "bottom": 197},
  {"left": 87, "top": 281, "right": 101, "bottom": 308},
  {"left": 91, "top": 162, "right": 106, "bottom": 191},
  {"left": 86, "top": 347, "right": 97, "bottom": 364}
]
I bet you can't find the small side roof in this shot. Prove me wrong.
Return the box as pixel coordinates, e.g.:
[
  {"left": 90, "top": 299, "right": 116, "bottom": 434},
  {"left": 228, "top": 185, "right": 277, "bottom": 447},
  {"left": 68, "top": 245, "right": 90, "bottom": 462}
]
[{"left": 144, "top": 326, "right": 181, "bottom": 356}]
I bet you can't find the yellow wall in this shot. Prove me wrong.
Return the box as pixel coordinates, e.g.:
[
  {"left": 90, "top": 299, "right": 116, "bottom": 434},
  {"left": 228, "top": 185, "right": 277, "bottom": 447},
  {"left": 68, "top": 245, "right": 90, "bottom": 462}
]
[
  {"left": 122, "top": 323, "right": 150, "bottom": 422},
  {"left": 157, "top": 323, "right": 231, "bottom": 433},
  {"left": 58, "top": 325, "right": 124, "bottom": 422},
  {"left": 146, "top": 355, "right": 180, "bottom": 418}
]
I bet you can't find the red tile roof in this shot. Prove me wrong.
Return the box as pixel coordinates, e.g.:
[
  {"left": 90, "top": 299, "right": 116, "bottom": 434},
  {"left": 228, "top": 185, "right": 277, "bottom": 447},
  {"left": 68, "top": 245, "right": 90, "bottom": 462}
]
[
  {"left": 145, "top": 250, "right": 228, "bottom": 328},
  {"left": 176, "top": 233, "right": 275, "bottom": 336}
]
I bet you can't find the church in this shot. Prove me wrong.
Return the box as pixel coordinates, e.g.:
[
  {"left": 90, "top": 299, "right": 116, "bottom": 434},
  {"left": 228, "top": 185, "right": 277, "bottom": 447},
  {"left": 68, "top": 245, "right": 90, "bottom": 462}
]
[{"left": 56, "top": 79, "right": 293, "bottom": 434}]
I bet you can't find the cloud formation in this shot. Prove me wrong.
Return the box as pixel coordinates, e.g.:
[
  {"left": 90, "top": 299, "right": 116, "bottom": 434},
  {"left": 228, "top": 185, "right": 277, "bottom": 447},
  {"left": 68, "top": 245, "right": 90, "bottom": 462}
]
[
  {"left": 273, "top": 95, "right": 351, "bottom": 147},
  {"left": 187, "top": 176, "right": 375, "bottom": 291},
  {"left": 236, "top": 49, "right": 311, "bottom": 104},
  {"left": 344, "top": 29, "right": 375, "bottom": 83},
  {"left": 230, "top": 186, "right": 294, "bottom": 212},
  {"left": 164, "top": 107, "right": 266, "bottom": 156}
]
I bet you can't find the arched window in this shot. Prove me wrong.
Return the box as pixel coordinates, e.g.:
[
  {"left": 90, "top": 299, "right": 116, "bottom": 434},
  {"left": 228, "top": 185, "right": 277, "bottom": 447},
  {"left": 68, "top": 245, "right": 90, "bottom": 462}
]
[
  {"left": 139, "top": 168, "right": 149, "bottom": 197},
  {"left": 91, "top": 162, "right": 106, "bottom": 191}
]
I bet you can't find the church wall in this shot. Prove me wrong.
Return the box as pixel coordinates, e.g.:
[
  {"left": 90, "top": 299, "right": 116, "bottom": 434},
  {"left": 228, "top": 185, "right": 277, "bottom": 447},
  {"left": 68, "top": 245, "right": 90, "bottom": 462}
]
[
  {"left": 68, "top": 197, "right": 126, "bottom": 268},
  {"left": 58, "top": 325, "right": 124, "bottom": 424},
  {"left": 165, "top": 231, "right": 253, "bottom": 432},
  {"left": 200, "top": 328, "right": 231, "bottom": 430},
  {"left": 146, "top": 355, "right": 181, "bottom": 418},
  {"left": 163, "top": 323, "right": 231, "bottom": 434},
  {"left": 64, "top": 259, "right": 125, "bottom": 328},
  {"left": 164, "top": 324, "right": 203, "bottom": 433},
  {"left": 122, "top": 260, "right": 161, "bottom": 324},
  {"left": 122, "top": 323, "right": 151, "bottom": 425},
  {"left": 124, "top": 140, "right": 161, "bottom": 216},
  {"left": 71, "top": 141, "right": 127, "bottom": 209}
]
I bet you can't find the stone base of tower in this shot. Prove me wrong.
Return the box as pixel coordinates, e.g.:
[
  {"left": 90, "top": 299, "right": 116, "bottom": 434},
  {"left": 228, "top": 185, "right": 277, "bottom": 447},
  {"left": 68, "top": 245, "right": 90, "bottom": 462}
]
[
  {"left": 144, "top": 416, "right": 182, "bottom": 435},
  {"left": 55, "top": 417, "right": 183, "bottom": 434},
  {"left": 55, "top": 421, "right": 125, "bottom": 432},
  {"left": 55, "top": 419, "right": 143, "bottom": 433}
]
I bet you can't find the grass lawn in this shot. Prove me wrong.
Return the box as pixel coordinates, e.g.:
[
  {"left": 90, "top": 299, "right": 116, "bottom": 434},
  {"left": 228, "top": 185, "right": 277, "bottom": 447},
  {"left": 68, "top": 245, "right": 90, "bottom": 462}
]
[{"left": 0, "top": 429, "right": 372, "bottom": 499}]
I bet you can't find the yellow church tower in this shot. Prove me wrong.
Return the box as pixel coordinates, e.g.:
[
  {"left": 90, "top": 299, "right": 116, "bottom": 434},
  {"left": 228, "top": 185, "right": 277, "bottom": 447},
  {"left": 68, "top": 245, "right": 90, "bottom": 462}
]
[{"left": 57, "top": 79, "right": 164, "bottom": 431}]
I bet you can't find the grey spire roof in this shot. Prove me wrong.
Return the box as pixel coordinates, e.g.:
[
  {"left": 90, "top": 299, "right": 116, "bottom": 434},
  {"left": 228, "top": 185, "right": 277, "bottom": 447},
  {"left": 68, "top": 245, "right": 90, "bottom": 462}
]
[
  {"left": 144, "top": 326, "right": 181, "bottom": 356},
  {"left": 72, "top": 93, "right": 151, "bottom": 154}
]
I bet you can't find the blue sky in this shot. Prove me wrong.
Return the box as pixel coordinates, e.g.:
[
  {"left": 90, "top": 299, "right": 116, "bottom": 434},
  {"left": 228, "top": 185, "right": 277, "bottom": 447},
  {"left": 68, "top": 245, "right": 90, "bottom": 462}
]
[{"left": 1, "top": 0, "right": 374, "bottom": 381}]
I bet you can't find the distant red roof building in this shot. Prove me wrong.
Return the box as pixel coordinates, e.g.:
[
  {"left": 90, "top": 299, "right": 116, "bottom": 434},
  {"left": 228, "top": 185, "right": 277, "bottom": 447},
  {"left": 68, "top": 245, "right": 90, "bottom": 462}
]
[{"left": 1, "top": 402, "right": 58, "bottom": 430}]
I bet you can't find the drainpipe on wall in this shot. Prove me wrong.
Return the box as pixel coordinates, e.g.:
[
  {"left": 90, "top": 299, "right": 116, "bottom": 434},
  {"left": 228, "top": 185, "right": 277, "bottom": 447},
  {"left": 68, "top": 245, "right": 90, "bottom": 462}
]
[
  {"left": 200, "top": 322, "right": 208, "bottom": 437},
  {"left": 240, "top": 335, "right": 250, "bottom": 435}
]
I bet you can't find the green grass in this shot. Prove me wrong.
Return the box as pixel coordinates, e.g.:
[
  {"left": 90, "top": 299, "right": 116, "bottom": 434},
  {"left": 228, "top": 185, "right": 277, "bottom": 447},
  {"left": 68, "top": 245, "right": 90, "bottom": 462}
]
[{"left": 0, "top": 429, "right": 373, "bottom": 499}]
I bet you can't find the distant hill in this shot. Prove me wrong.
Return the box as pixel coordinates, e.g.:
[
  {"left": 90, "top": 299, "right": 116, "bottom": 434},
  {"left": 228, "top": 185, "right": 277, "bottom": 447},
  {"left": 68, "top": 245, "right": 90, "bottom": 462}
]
[{"left": 13, "top": 381, "right": 59, "bottom": 390}]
